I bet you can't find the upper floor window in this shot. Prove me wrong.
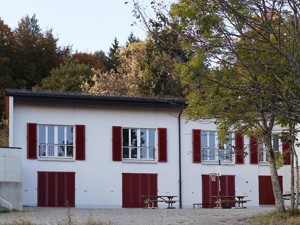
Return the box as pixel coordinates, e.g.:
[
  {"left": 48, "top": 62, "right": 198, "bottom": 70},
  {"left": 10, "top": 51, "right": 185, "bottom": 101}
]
[
  {"left": 122, "top": 128, "right": 155, "bottom": 161},
  {"left": 38, "top": 125, "right": 74, "bottom": 159},
  {"left": 259, "top": 134, "right": 279, "bottom": 163},
  {"left": 201, "top": 131, "right": 233, "bottom": 163}
]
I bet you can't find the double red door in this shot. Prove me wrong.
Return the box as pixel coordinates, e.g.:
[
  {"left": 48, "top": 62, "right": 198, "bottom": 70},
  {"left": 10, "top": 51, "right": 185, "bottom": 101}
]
[
  {"left": 37, "top": 171, "right": 75, "bottom": 207},
  {"left": 202, "top": 174, "right": 235, "bottom": 208},
  {"left": 122, "top": 173, "right": 157, "bottom": 208}
]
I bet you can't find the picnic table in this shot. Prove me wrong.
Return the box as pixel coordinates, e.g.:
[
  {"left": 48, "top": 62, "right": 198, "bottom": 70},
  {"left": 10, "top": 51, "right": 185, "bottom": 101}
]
[
  {"left": 212, "top": 195, "right": 250, "bottom": 208},
  {"left": 142, "top": 195, "right": 178, "bottom": 209}
]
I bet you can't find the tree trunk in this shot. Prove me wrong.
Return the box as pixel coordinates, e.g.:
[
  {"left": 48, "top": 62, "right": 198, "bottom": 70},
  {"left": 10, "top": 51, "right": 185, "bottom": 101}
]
[{"left": 265, "top": 134, "right": 286, "bottom": 212}]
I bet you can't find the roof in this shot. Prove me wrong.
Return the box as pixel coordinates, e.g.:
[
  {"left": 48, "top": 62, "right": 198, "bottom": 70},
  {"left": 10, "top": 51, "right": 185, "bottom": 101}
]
[{"left": 5, "top": 89, "right": 186, "bottom": 109}]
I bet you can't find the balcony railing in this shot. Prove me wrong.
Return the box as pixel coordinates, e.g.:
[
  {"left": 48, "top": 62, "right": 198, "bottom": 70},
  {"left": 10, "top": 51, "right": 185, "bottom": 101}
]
[
  {"left": 39, "top": 144, "right": 73, "bottom": 158},
  {"left": 202, "top": 147, "right": 233, "bottom": 162}
]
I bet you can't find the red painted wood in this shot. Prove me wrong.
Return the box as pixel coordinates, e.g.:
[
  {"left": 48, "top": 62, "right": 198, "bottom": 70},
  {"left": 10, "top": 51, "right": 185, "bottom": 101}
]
[
  {"left": 259, "top": 175, "right": 283, "bottom": 205},
  {"left": 75, "top": 125, "right": 85, "bottom": 160},
  {"left": 220, "top": 175, "right": 235, "bottom": 207},
  {"left": 27, "top": 123, "right": 37, "bottom": 159},
  {"left": 112, "top": 126, "right": 122, "bottom": 161},
  {"left": 37, "top": 172, "right": 75, "bottom": 207},
  {"left": 282, "top": 133, "right": 291, "bottom": 165},
  {"left": 122, "top": 173, "right": 157, "bottom": 208},
  {"left": 158, "top": 128, "right": 167, "bottom": 162},
  {"left": 193, "top": 129, "right": 201, "bottom": 163},
  {"left": 37, "top": 172, "right": 46, "bottom": 206},
  {"left": 235, "top": 132, "right": 244, "bottom": 164},
  {"left": 250, "top": 136, "right": 258, "bottom": 164}
]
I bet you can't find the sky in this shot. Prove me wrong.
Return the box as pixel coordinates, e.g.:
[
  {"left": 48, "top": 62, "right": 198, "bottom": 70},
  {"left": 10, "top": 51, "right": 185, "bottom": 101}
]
[{"left": 0, "top": 0, "right": 155, "bottom": 53}]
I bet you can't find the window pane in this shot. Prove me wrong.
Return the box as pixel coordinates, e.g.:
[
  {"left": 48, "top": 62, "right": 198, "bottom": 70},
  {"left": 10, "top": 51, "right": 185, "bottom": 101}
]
[
  {"left": 141, "top": 147, "right": 148, "bottom": 159},
  {"left": 140, "top": 129, "right": 147, "bottom": 147},
  {"left": 66, "top": 126, "right": 73, "bottom": 145},
  {"left": 149, "top": 148, "right": 155, "bottom": 159},
  {"left": 58, "top": 126, "right": 64, "bottom": 144},
  {"left": 130, "top": 129, "right": 137, "bottom": 147},
  {"left": 149, "top": 129, "right": 155, "bottom": 147},
  {"left": 39, "top": 125, "right": 46, "bottom": 143},
  {"left": 48, "top": 126, "right": 54, "bottom": 144},
  {"left": 123, "top": 129, "right": 129, "bottom": 147},
  {"left": 273, "top": 134, "right": 279, "bottom": 151},
  {"left": 131, "top": 147, "right": 137, "bottom": 158},
  {"left": 123, "top": 147, "right": 129, "bottom": 158},
  {"left": 67, "top": 146, "right": 73, "bottom": 157}
]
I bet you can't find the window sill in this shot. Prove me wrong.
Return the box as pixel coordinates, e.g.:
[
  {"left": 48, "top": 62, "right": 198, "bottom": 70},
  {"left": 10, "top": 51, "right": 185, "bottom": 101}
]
[
  {"left": 202, "top": 161, "right": 234, "bottom": 165},
  {"left": 259, "top": 162, "right": 269, "bottom": 166},
  {"left": 122, "top": 159, "right": 157, "bottom": 164},
  {"left": 38, "top": 157, "right": 75, "bottom": 162}
]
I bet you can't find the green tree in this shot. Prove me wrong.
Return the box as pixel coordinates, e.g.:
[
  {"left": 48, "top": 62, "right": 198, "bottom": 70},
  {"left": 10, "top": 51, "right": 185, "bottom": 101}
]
[
  {"left": 14, "top": 14, "right": 68, "bottom": 88},
  {"left": 34, "top": 58, "right": 92, "bottom": 92},
  {"left": 107, "top": 37, "right": 120, "bottom": 71},
  {"left": 132, "top": 0, "right": 300, "bottom": 212}
]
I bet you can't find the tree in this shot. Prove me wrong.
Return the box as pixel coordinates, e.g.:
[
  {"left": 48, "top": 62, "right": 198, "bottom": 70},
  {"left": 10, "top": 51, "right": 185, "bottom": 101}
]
[
  {"left": 83, "top": 40, "right": 183, "bottom": 97},
  {"left": 34, "top": 58, "right": 92, "bottom": 92},
  {"left": 132, "top": 0, "right": 300, "bottom": 212},
  {"left": 72, "top": 52, "right": 107, "bottom": 72},
  {"left": 126, "top": 32, "right": 140, "bottom": 46},
  {"left": 14, "top": 14, "right": 68, "bottom": 88},
  {"left": 0, "top": 18, "right": 16, "bottom": 91},
  {"left": 107, "top": 37, "right": 121, "bottom": 71}
]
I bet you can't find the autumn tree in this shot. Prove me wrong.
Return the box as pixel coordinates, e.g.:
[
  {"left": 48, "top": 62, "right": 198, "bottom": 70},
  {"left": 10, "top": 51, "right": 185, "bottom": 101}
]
[
  {"left": 72, "top": 52, "right": 107, "bottom": 72},
  {"left": 0, "top": 18, "right": 16, "bottom": 91},
  {"left": 83, "top": 40, "right": 183, "bottom": 97},
  {"left": 131, "top": 0, "right": 300, "bottom": 212}
]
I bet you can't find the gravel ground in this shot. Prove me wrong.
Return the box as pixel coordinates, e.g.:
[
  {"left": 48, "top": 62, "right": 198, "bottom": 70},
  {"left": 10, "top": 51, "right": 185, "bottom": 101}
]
[{"left": 0, "top": 207, "right": 274, "bottom": 225}]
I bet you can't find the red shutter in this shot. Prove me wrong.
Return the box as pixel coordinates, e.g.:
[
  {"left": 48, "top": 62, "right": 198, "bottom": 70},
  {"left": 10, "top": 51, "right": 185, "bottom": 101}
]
[
  {"left": 235, "top": 132, "right": 244, "bottom": 164},
  {"left": 282, "top": 133, "right": 291, "bottom": 165},
  {"left": 158, "top": 128, "right": 167, "bottom": 162},
  {"left": 250, "top": 136, "right": 258, "bottom": 164},
  {"left": 112, "top": 126, "right": 122, "bottom": 161},
  {"left": 27, "top": 123, "right": 37, "bottom": 159},
  {"left": 192, "top": 129, "right": 201, "bottom": 163},
  {"left": 75, "top": 125, "right": 85, "bottom": 160}
]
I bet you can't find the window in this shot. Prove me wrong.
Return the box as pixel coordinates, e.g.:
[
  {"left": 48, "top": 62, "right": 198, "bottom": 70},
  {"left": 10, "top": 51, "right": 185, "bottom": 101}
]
[
  {"left": 259, "top": 134, "right": 279, "bottom": 163},
  {"left": 38, "top": 125, "right": 74, "bottom": 159},
  {"left": 122, "top": 128, "right": 155, "bottom": 161},
  {"left": 201, "top": 131, "right": 232, "bottom": 162}
]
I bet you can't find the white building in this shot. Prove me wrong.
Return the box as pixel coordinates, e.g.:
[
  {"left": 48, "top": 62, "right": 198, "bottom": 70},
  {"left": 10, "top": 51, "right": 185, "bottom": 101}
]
[{"left": 5, "top": 89, "right": 291, "bottom": 209}]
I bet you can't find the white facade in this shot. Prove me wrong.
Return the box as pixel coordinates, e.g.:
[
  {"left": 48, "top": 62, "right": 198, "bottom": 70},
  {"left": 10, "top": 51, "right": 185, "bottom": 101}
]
[{"left": 6, "top": 89, "right": 292, "bottom": 209}]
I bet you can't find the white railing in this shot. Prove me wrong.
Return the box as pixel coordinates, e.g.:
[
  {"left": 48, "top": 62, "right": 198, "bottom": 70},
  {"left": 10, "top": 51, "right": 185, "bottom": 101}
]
[
  {"left": 202, "top": 148, "right": 233, "bottom": 162},
  {"left": 0, "top": 196, "right": 12, "bottom": 211}
]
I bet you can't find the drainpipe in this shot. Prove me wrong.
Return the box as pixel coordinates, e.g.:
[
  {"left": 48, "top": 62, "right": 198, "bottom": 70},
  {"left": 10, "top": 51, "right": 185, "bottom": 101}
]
[{"left": 178, "top": 110, "right": 183, "bottom": 208}]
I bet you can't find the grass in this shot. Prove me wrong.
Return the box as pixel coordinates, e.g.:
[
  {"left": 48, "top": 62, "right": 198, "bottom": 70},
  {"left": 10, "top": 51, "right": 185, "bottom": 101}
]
[{"left": 249, "top": 208, "right": 300, "bottom": 225}]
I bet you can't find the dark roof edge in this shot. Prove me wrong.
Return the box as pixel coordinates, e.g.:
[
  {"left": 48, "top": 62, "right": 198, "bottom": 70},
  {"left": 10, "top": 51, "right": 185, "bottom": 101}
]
[{"left": 5, "top": 89, "right": 186, "bottom": 109}]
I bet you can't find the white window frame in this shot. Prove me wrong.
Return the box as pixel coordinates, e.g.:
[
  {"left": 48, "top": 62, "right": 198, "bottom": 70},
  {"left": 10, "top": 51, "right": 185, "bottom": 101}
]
[
  {"left": 259, "top": 134, "right": 280, "bottom": 164},
  {"left": 122, "top": 128, "right": 156, "bottom": 161},
  {"left": 38, "top": 124, "right": 74, "bottom": 160},
  {"left": 201, "top": 131, "right": 233, "bottom": 163}
]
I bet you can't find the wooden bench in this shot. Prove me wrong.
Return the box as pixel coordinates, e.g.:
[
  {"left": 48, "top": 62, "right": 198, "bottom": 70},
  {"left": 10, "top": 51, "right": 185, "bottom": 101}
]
[{"left": 235, "top": 200, "right": 251, "bottom": 208}]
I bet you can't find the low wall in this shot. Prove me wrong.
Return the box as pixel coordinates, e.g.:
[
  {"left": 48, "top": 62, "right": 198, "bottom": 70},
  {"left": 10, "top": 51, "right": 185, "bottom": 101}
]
[
  {"left": 0, "top": 182, "right": 22, "bottom": 211},
  {"left": 0, "top": 147, "right": 22, "bottom": 211}
]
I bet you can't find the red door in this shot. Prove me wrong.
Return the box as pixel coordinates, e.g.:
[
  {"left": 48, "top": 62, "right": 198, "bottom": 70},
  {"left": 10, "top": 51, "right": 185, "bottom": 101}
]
[
  {"left": 38, "top": 171, "right": 75, "bottom": 207},
  {"left": 259, "top": 175, "right": 283, "bottom": 205},
  {"left": 122, "top": 173, "right": 157, "bottom": 208},
  {"left": 202, "top": 174, "right": 235, "bottom": 208}
]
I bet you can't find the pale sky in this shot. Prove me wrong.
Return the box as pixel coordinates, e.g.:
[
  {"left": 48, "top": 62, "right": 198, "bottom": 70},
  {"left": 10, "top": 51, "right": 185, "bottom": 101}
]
[{"left": 0, "top": 0, "right": 153, "bottom": 53}]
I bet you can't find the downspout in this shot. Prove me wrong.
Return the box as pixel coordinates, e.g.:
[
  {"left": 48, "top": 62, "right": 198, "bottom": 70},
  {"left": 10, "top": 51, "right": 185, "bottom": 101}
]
[{"left": 178, "top": 110, "right": 183, "bottom": 208}]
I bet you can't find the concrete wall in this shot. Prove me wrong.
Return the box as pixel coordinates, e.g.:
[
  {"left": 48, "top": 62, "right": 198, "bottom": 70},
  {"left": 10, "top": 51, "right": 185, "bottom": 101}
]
[
  {"left": 0, "top": 182, "right": 22, "bottom": 211},
  {"left": 0, "top": 147, "right": 22, "bottom": 211}
]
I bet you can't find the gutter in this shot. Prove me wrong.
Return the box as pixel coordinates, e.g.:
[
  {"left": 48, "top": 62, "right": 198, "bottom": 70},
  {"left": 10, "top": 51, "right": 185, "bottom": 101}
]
[{"left": 178, "top": 110, "right": 183, "bottom": 208}]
